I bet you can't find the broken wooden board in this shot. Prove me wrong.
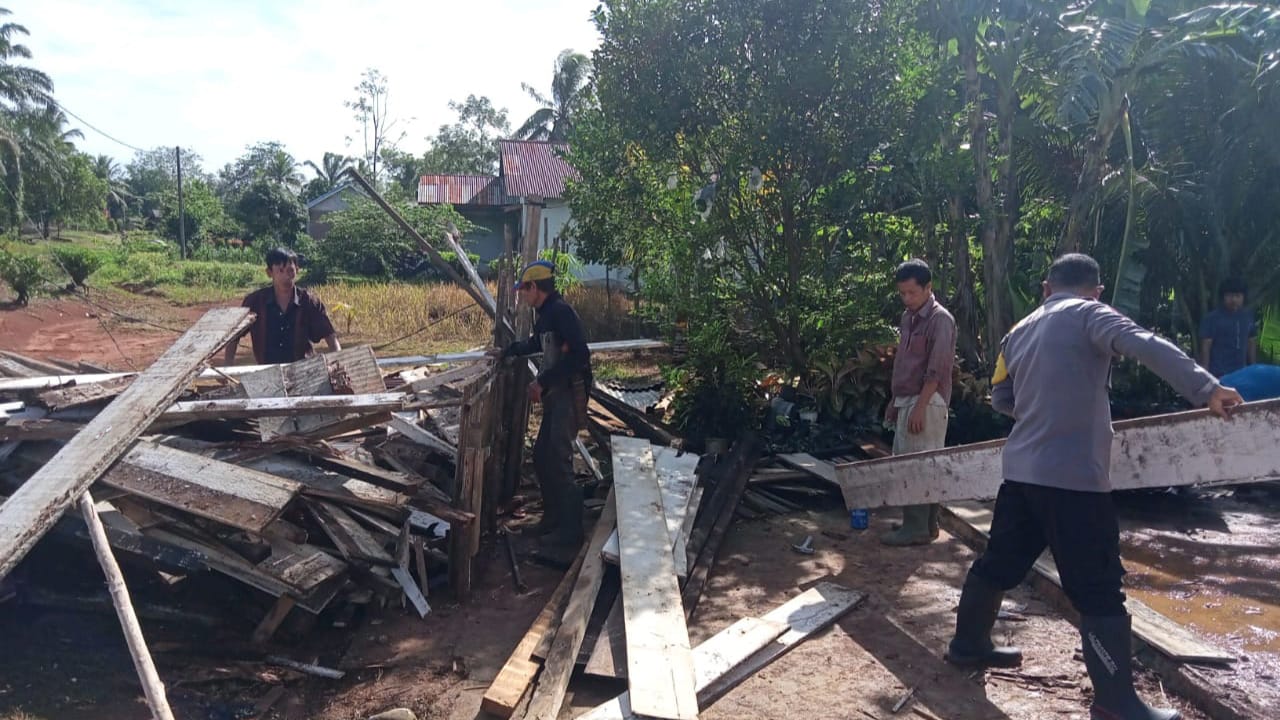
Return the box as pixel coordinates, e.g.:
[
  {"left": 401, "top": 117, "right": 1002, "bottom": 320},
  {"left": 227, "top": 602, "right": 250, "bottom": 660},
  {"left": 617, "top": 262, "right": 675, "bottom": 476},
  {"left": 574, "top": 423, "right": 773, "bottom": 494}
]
[
  {"left": 238, "top": 347, "right": 385, "bottom": 440},
  {"left": 523, "top": 488, "right": 617, "bottom": 720},
  {"left": 610, "top": 436, "right": 698, "bottom": 720},
  {"left": 389, "top": 412, "right": 457, "bottom": 458},
  {"left": 584, "top": 596, "right": 627, "bottom": 678},
  {"left": 481, "top": 551, "right": 586, "bottom": 718},
  {"left": 601, "top": 445, "right": 699, "bottom": 576},
  {"left": 839, "top": 399, "right": 1280, "bottom": 509},
  {"left": 241, "top": 455, "right": 410, "bottom": 509},
  {"left": 0, "top": 307, "right": 253, "bottom": 580},
  {"left": 305, "top": 500, "right": 395, "bottom": 565},
  {"left": 776, "top": 453, "right": 839, "bottom": 485},
  {"left": 942, "top": 502, "right": 1234, "bottom": 665},
  {"left": 161, "top": 393, "right": 406, "bottom": 423},
  {"left": 101, "top": 441, "right": 300, "bottom": 534},
  {"left": 36, "top": 375, "right": 136, "bottom": 411},
  {"left": 578, "top": 582, "right": 864, "bottom": 720}
]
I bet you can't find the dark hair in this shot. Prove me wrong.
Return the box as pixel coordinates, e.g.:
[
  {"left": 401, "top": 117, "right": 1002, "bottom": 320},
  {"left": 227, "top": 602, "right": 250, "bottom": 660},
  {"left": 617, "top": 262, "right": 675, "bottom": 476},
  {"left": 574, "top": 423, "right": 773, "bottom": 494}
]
[
  {"left": 533, "top": 278, "right": 557, "bottom": 294},
  {"left": 894, "top": 259, "right": 932, "bottom": 287},
  {"left": 1046, "top": 253, "right": 1100, "bottom": 290},
  {"left": 265, "top": 247, "right": 298, "bottom": 270},
  {"left": 1219, "top": 277, "right": 1247, "bottom": 300}
]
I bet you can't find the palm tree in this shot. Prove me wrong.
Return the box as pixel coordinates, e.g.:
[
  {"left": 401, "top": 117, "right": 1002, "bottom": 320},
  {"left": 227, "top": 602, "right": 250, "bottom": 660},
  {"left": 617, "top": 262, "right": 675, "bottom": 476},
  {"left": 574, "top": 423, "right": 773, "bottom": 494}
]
[
  {"left": 0, "top": 7, "right": 54, "bottom": 235},
  {"left": 304, "top": 151, "right": 353, "bottom": 187},
  {"left": 93, "top": 154, "right": 134, "bottom": 231},
  {"left": 516, "top": 49, "right": 593, "bottom": 142},
  {"left": 264, "top": 147, "right": 303, "bottom": 190}
]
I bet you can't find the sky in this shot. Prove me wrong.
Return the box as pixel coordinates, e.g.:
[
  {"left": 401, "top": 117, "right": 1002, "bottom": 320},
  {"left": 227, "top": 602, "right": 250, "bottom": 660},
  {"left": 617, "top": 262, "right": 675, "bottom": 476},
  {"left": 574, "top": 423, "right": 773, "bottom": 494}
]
[{"left": 13, "top": 0, "right": 602, "bottom": 174}]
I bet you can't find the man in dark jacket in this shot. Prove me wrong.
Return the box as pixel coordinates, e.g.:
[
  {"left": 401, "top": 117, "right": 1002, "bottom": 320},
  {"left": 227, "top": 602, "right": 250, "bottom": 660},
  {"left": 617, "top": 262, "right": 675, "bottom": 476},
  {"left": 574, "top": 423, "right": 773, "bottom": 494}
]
[
  {"left": 945, "top": 254, "right": 1242, "bottom": 720},
  {"left": 503, "top": 260, "right": 592, "bottom": 547}
]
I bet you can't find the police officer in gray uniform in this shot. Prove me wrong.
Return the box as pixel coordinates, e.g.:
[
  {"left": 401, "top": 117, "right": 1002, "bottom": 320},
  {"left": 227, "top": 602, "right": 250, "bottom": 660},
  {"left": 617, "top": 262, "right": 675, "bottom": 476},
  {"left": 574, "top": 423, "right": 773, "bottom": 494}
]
[
  {"left": 503, "top": 260, "right": 592, "bottom": 549},
  {"left": 945, "top": 254, "right": 1243, "bottom": 720}
]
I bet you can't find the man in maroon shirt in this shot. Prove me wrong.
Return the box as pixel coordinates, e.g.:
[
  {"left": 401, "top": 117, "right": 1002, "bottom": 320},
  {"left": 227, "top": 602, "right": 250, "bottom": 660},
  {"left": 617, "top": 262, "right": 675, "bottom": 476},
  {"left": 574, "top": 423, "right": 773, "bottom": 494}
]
[
  {"left": 882, "top": 259, "right": 956, "bottom": 546},
  {"left": 223, "top": 247, "right": 339, "bottom": 365}
]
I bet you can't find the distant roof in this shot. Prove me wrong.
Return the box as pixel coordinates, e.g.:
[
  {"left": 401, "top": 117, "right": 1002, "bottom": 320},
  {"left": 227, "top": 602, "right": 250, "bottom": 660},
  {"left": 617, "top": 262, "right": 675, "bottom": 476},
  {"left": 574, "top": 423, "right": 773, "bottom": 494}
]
[
  {"left": 499, "top": 140, "right": 579, "bottom": 200},
  {"left": 305, "top": 182, "right": 360, "bottom": 210},
  {"left": 417, "top": 174, "right": 504, "bottom": 206}
]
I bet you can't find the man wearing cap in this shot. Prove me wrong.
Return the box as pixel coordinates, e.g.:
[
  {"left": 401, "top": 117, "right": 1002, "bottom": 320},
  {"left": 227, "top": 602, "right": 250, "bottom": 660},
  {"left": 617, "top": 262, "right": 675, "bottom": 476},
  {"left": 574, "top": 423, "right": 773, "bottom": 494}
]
[{"left": 502, "top": 260, "right": 593, "bottom": 548}]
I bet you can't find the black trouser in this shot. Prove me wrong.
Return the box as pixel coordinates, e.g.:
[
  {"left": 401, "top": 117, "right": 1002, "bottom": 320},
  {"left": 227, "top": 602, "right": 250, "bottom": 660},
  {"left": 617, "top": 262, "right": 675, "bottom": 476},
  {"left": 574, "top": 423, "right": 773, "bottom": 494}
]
[
  {"left": 532, "top": 383, "right": 582, "bottom": 542},
  {"left": 968, "top": 480, "right": 1127, "bottom": 617}
]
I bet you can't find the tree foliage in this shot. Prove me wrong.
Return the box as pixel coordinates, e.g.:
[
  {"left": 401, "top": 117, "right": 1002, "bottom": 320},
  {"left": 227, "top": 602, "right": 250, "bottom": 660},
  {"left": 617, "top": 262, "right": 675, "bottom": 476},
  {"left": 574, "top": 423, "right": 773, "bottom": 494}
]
[
  {"left": 232, "top": 178, "right": 305, "bottom": 246},
  {"left": 422, "top": 95, "right": 511, "bottom": 175},
  {"left": 313, "top": 196, "right": 472, "bottom": 280}
]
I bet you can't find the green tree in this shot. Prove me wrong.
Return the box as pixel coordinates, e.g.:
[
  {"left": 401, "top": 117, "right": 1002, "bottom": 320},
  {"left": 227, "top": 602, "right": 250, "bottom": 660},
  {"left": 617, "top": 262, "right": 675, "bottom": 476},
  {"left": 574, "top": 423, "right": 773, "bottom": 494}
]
[
  {"left": 232, "top": 178, "right": 305, "bottom": 246},
  {"left": 517, "top": 49, "right": 592, "bottom": 142},
  {"left": 217, "top": 141, "right": 303, "bottom": 201},
  {"left": 159, "top": 176, "right": 234, "bottom": 243},
  {"left": 92, "top": 154, "right": 133, "bottom": 228},
  {"left": 313, "top": 196, "right": 470, "bottom": 279},
  {"left": 580, "top": 0, "right": 928, "bottom": 373},
  {"left": 423, "top": 95, "right": 511, "bottom": 175},
  {"left": 126, "top": 146, "right": 204, "bottom": 220}
]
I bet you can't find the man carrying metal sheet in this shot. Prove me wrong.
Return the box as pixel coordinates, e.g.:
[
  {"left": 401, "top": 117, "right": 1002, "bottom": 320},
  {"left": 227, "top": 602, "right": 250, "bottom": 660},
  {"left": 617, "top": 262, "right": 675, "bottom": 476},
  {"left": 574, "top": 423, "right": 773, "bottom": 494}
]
[{"left": 946, "top": 253, "right": 1242, "bottom": 720}]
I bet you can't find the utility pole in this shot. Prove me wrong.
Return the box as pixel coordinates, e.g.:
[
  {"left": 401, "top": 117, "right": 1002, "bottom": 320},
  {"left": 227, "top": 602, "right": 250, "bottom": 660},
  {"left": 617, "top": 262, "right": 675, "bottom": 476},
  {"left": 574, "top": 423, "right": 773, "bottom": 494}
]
[{"left": 175, "top": 146, "right": 186, "bottom": 259}]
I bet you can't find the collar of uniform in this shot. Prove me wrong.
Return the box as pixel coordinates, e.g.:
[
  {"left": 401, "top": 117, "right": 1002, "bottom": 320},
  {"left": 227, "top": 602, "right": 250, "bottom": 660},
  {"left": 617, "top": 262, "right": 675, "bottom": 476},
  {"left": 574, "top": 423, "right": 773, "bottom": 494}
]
[
  {"left": 1044, "top": 291, "right": 1094, "bottom": 305},
  {"left": 910, "top": 293, "right": 938, "bottom": 321},
  {"left": 271, "top": 285, "right": 300, "bottom": 309}
]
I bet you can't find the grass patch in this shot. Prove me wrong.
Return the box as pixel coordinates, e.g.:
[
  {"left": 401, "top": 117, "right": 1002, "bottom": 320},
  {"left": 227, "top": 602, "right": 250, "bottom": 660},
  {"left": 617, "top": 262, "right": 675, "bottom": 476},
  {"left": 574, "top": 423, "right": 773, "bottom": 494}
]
[{"left": 312, "top": 282, "right": 640, "bottom": 356}]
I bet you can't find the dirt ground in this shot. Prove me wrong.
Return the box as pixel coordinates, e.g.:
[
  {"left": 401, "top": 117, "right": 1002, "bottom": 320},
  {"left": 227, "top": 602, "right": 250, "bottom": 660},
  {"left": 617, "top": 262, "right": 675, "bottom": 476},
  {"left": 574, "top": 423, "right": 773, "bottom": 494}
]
[
  {"left": 0, "top": 501, "right": 1213, "bottom": 720},
  {"left": 0, "top": 298, "right": 1248, "bottom": 720}
]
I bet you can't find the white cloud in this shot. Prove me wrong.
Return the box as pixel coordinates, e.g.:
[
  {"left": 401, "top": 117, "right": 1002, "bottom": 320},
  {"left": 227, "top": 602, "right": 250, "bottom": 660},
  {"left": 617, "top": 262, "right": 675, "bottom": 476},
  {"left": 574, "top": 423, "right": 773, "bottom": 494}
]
[{"left": 15, "top": 0, "right": 602, "bottom": 173}]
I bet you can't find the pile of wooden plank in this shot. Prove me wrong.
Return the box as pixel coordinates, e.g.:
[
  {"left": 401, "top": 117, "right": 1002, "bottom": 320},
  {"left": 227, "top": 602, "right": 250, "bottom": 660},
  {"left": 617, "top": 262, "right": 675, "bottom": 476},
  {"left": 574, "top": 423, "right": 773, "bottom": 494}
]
[
  {"left": 0, "top": 334, "right": 501, "bottom": 643},
  {"left": 481, "top": 432, "right": 865, "bottom": 719}
]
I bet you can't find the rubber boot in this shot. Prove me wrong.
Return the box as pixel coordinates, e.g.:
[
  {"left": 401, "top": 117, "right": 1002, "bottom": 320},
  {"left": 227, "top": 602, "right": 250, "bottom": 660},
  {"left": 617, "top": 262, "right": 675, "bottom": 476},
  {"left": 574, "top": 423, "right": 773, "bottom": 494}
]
[
  {"left": 533, "top": 478, "right": 561, "bottom": 537},
  {"left": 880, "top": 504, "right": 934, "bottom": 546},
  {"left": 1081, "top": 615, "right": 1181, "bottom": 720},
  {"left": 927, "top": 503, "right": 941, "bottom": 539},
  {"left": 545, "top": 481, "right": 584, "bottom": 547},
  {"left": 945, "top": 573, "right": 1023, "bottom": 668}
]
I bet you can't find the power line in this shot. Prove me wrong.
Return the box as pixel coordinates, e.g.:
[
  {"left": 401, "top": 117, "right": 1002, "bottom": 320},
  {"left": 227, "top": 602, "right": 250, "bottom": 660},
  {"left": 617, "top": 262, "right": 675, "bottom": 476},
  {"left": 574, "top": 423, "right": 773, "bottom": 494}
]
[{"left": 47, "top": 98, "right": 147, "bottom": 154}]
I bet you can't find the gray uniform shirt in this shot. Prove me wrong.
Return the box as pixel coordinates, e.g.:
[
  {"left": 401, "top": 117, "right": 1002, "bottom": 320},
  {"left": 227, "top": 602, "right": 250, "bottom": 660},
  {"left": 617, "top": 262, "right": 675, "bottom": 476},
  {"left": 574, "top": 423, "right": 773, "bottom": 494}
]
[{"left": 992, "top": 293, "right": 1219, "bottom": 493}]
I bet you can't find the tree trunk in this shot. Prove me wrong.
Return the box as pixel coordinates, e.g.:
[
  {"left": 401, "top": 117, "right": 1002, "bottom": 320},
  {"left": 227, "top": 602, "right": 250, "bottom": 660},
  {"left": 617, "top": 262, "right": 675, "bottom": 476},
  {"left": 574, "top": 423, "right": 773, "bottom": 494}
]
[
  {"left": 963, "top": 42, "right": 1012, "bottom": 363},
  {"left": 1059, "top": 102, "right": 1125, "bottom": 254},
  {"left": 948, "top": 195, "right": 983, "bottom": 371}
]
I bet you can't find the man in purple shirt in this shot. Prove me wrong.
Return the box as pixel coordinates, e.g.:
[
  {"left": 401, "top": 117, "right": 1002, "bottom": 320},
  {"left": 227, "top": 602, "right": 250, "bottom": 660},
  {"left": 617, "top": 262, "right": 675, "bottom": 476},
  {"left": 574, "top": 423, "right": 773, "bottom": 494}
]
[
  {"left": 881, "top": 259, "right": 956, "bottom": 546},
  {"left": 945, "top": 254, "right": 1242, "bottom": 720}
]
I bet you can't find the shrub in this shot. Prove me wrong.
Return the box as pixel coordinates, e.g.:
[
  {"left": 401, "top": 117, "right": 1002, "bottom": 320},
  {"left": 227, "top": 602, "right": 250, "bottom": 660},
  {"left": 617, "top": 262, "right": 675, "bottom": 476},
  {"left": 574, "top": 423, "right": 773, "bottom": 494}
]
[
  {"left": 0, "top": 250, "right": 45, "bottom": 305},
  {"left": 51, "top": 245, "right": 107, "bottom": 287},
  {"left": 666, "top": 318, "right": 761, "bottom": 445}
]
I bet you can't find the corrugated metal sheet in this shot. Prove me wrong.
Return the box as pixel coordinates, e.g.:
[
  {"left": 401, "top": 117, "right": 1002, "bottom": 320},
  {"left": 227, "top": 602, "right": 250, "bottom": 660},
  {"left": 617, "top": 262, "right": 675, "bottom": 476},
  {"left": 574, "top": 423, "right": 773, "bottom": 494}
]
[
  {"left": 417, "top": 174, "right": 503, "bottom": 206},
  {"left": 499, "top": 140, "right": 579, "bottom": 200}
]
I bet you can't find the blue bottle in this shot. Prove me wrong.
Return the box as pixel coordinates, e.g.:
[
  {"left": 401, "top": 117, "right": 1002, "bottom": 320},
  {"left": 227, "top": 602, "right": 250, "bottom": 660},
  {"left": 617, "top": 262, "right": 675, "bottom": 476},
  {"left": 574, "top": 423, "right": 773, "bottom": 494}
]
[{"left": 850, "top": 508, "right": 869, "bottom": 530}]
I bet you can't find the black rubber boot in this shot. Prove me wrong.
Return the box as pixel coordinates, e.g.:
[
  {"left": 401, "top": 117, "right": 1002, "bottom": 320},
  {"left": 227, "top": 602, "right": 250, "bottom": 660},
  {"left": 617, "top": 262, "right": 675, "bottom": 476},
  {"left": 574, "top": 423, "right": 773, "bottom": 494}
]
[
  {"left": 945, "top": 573, "right": 1024, "bottom": 668},
  {"left": 1081, "top": 615, "right": 1180, "bottom": 720},
  {"left": 548, "top": 481, "right": 584, "bottom": 546}
]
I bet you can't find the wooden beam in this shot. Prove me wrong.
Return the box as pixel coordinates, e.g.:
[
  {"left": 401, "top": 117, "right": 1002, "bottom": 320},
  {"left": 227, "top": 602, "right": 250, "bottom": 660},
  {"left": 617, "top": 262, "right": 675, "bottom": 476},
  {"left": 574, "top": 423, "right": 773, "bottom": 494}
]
[
  {"left": 577, "top": 582, "right": 865, "bottom": 720},
  {"left": 37, "top": 375, "right": 136, "bottom": 411},
  {"left": 0, "top": 340, "right": 668, "bottom": 394},
  {"left": 102, "top": 441, "right": 301, "bottom": 534},
  {"left": 78, "top": 492, "right": 177, "bottom": 720},
  {"left": 838, "top": 399, "right": 1280, "bottom": 509},
  {"left": 161, "top": 393, "right": 406, "bottom": 423},
  {"left": 776, "top": 453, "right": 838, "bottom": 485},
  {"left": 683, "top": 436, "right": 760, "bottom": 620},
  {"left": 590, "top": 385, "right": 679, "bottom": 447},
  {"left": 610, "top": 437, "right": 698, "bottom": 720},
  {"left": 251, "top": 595, "right": 297, "bottom": 645},
  {"left": 584, "top": 596, "right": 627, "bottom": 678},
  {"left": 0, "top": 307, "right": 252, "bottom": 580},
  {"left": 522, "top": 487, "right": 617, "bottom": 720},
  {"left": 941, "top": 502, "right": 1233, "bottom": 665},
  {"left": 481, "top": 550, "right": 585, "bottom": 718},
  {"left": 305, "top": 500, "right": 395, "bottom": 566}
]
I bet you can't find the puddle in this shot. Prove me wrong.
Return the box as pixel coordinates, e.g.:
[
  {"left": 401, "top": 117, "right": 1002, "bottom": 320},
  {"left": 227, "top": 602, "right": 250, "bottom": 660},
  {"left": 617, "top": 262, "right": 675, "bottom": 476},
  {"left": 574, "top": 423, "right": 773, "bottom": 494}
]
[{"left": 1117, "top": 484, "right": 1280, "bottom": 694}]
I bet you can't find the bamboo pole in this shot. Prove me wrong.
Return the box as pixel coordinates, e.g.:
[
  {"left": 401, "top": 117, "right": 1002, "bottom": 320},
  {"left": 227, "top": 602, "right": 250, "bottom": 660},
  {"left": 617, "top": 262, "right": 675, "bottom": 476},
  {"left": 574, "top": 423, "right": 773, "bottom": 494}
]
[{"left": 77, "top": 492, "right": 176, "bottom": 720}]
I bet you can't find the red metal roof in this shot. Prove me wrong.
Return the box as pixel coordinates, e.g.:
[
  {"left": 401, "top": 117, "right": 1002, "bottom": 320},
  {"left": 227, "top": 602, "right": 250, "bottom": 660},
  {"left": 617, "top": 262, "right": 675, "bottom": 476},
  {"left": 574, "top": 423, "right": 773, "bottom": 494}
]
[
  {"left": 417, "top": 174, "right": 503, "bottom": 206},
  {"left": 499, "top": 140, "right": 579, "bottom": 199}
]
